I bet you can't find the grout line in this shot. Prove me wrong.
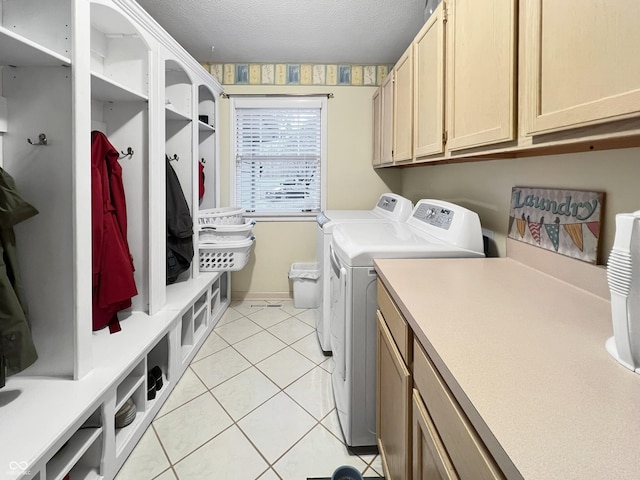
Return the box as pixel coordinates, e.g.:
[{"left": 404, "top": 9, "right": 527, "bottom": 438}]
[
  {"left": 149, "top": 466, "right": 177, "bottom": 480},
  {"left": 150, "top": 422, "right": 175, "bottom": 474},
  {"left": 165, "top": 422, "right": 237, "bottom": 470},
  {"left": 229, "top": 336, "right": 289, "bottom": 367},
  {"left": 189, "top": 333, "right": 230, "bottom": 365},
  {"left": 262, "top": 412, "right": 323, "bottom": 469}
]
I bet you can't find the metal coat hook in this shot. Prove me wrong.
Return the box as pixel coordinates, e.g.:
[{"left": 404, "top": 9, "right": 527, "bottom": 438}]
[
  {"left": 200, "top": 157, "right": 206, "bottom": 164},
  {"left": 27, "top": 133, "right": 48, "bottom": 145},
  {"left": 119, "top": 147, "right": 134, "bottom": 159},
  {"left": 167, "top": 154, "right": 179, "bottom": 162}
]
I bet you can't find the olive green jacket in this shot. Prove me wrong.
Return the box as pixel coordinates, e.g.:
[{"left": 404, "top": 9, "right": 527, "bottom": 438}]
[{"left": 0, "top": 167, "right": 38, "bottom": 377}]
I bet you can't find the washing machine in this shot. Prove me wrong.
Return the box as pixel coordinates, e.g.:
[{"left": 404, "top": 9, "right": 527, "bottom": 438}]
[
  {"left": 329, "top": 199, "right": 485, "bottom": 450},
  {"left": 315, "top": 193, "right": 412, "bottom": 354}
]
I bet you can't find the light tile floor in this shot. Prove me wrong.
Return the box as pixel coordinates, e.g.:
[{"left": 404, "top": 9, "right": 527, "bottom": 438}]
[{"left": 116, "top": 300, "right": 384, "bottom": 480}]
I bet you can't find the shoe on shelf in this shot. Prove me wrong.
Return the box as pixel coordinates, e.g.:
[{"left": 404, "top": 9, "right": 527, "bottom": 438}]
[
  {"left": 147, "top": 373, "right": 156, "bottom": 400},
  {"left": 150, "top": 365, "right": 163, "bottom": 391}
]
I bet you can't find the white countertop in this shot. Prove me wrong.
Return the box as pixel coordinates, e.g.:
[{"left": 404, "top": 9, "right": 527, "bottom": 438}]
[{"left": 375, "top": 244, "right": 640, "bottom": 480}]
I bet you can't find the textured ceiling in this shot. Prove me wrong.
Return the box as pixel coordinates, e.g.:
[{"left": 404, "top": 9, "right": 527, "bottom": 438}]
[{"left": 135, "top": 0, "right": 428, "bottom": 64}]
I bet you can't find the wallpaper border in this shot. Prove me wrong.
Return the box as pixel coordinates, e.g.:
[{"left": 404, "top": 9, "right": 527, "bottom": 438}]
[{"left": 203, "top": 63, "right": 392, "bottom": 86}]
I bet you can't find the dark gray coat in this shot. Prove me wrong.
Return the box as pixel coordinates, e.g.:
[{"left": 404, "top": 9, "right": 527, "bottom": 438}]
[{"left": 0, "top": 167, "right": 38, "bottom": 380}]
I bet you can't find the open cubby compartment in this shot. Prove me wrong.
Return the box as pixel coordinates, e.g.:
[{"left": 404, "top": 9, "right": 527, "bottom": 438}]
[
  {"left": 193, "top": 289, "right": 209, "bottom": 342},
  {"left": 1, "top": 64, "right": 77, "bottom": 377},
  {"left": 210, "top": 279, "right": 222, "bottom": 318},
  {"left": 194, "top": 288, "right": 208, "bottom": 315},
  {"left": 147, "top": 333, "right": 170, "bottom": 404},
  {"left": 0, "top": 0, "right": 72, "bottom": 64},
  {"left": 197, "top": 125, "right": 216, "bottom": 209},
  {"left": 91, "top": 97, "right": 150, "bottom": 312},
  {"left": 90, "top": 2, "right": 150, "bottom": 98},
  {"left": 46, "top": 407, "right": 103, "bottom": 480},
  {"left": 198, "top": 84, "right": 215, "bottom": 129},
  {"left": 165, "top": 59, "right": 192, "bottom": 119},
  {"left": 166, "top": 114, "right": 195, "bottom": 284},
  {"left": 219, "top": 271, "right": 230, "bottom": 305},
  {"left": 115, "top": 359, "right": 146, "bottom": 413},
  {"left": 180, "top": 308, "right": 195, "bottom": 361},
  {"left": 197, "top": 145, "right": 215, "bottom": 210},
  {"left": 165, "top": 117, "right": 193, "bottom": 209},
  {"left": 114, "top": 375, "right": 146, "bottom": 457}
]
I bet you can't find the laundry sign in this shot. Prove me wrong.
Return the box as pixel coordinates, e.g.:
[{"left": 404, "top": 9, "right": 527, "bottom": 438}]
[{"left": 508, "top": 187, "right": 604, "bottom": 264}]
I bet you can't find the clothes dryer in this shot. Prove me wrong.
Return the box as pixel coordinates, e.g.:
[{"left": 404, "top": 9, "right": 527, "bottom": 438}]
[
  {"left": 329, "top": 199, "right": 485, "bottom": 449},
  {"left": 315, "top": 194, "right": 412, "bottom": 354}
]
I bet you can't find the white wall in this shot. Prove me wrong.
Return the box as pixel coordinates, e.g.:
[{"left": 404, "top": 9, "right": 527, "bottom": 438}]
[{"left": 218, "top": 85, "right": 402, "bottom": 299}]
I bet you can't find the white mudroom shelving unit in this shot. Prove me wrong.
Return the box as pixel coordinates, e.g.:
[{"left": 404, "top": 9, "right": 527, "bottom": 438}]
[{"left": 0, "top": 1, "right": 229, "bottom": 479}]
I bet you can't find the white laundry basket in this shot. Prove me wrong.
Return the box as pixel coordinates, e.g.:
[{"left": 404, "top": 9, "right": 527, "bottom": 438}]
[
  {"left": 198, "top": 207, "right": 244, "bottom": 226},
  {"left": 199, "top": 219, "right": 255, "bottom": 244},
  {"left": 289, "top": 263, "right": 320, "bottom": 308},
  {"left": 199, "top": 236, "right": 255, "bottom": 271}
]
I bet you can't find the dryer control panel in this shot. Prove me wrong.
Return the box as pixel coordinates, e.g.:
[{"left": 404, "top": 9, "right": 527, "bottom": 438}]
[
  {"left": 376, "top": 195, "right": 399, "bottom": 212},
  {"left": 413, "top": 203, "right": 454, "bottom": 230}
]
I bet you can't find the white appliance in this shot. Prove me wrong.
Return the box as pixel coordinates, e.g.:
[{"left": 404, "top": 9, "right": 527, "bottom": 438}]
[
  {"left": 315, "top": 194, "right": 413, "bottom": 354},
  {"left": 329, "top": 199, "right": 485, "bottom": 450},
  {"left": 606, "top": 210, "right": 640, "bottom": 373}
]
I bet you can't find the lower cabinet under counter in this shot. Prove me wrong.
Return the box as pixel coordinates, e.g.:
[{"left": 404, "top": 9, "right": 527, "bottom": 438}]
[
  {"left": 413, "top": 339, "right": 504, "bottom": 480},
  {"left": 376, "top": 311, "right": 412, "bottom": 480},
  {"left": 412, "top": 389, "right": 457, "bottom": 480},
  {"left": 376, "top": 278, "right": 505, "bottom": 480}
]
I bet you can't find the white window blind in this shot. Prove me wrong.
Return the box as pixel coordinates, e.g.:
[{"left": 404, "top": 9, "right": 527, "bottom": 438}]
[{"left": 234, "top": 102, "right": 323, "bottom": 216}]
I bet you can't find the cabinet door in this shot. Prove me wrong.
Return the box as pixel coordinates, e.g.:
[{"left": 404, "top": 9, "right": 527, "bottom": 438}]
[
  {"left": 413, "top": 390, "right": 458, "bottom": 480},
  {"left": 446, "top": 0, "right": 516, "bottom": 151},
  {"left": 372, "top": 87, "right": 382, "bottom": 166},
  {"left": 381, "top": 72, "right": 394, "bottom": 165},
  {"left": 377, "top": 312, "right": 411, "bottom": 480},
  {"left": 414, "top": 2, "right": 445, "bottom": 159},
  {"left": 393, "top": 44, "right": 414, "bottom": 163},
  {"left": 523, "top": 0, "right": 640, "bottom": 134},
  {"left": 413, "top": 341, "right": 504, "bottom": 480}
]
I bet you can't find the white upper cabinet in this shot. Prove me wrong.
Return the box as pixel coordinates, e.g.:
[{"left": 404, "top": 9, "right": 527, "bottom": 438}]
[{"left": 522, "top": 0, "right": 640, "bottom": 135}]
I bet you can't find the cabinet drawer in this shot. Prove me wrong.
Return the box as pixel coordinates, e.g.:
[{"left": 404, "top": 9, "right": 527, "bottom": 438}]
[
  {"left": 413, "top": 389, "right": 458, "bottom": 480},
  {"left": 377, "top": 280, "right": 411, "bottom": 364},
  {"left": 413, "top": 341, "right": 504, "bottom": 480}
]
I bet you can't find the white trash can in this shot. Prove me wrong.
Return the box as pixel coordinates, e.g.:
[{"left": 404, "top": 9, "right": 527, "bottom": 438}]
[{"left": 289, "top": 263, "right": 320, "bottom": 308}]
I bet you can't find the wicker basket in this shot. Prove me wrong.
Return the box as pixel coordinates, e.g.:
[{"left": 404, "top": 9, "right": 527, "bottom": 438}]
[
  {"left": 199, "top": 236, "right": 254, "bottom": 271},
  {"left": 198, "top": 207, "right": 244, "bottom": 226},
  {"left": 199, "top": 219, "right": 255, "bottom": 244}
]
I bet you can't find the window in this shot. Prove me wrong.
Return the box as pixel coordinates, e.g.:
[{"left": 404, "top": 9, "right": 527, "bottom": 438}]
[{"left": 231, "top": 97, "right": 327, "bottom": 219}]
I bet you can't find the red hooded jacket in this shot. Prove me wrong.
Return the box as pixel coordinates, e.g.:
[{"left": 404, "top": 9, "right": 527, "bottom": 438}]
[{"left": 91, "top": 131, "right": 137, "bottom": 333}]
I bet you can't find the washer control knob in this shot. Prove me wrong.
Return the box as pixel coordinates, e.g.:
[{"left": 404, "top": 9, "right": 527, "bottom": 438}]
[{"left": 425, "top": 208, "right": 436, "bottom": 218}]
